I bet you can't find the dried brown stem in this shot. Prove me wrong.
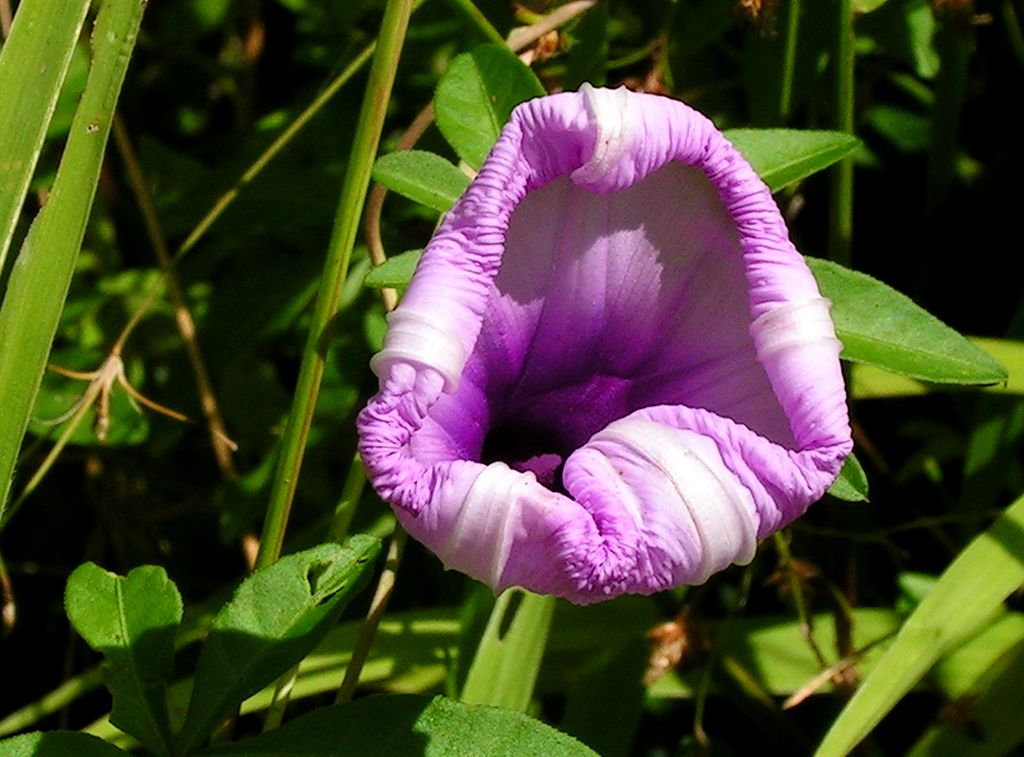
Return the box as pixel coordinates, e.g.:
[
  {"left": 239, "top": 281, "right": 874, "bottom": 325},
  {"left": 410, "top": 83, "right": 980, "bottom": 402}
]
[{"left": 112, "top": 115, "right": 238, "bottom": 480}]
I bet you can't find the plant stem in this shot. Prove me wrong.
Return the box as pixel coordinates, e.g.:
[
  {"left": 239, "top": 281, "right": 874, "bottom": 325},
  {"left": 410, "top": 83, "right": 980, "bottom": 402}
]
[
  {"left": 254, "top": 0, "right": 415, "bottom": 570},
  {"left": 442, "top": 0, "right": 506, "bottom": 45},
  {"left": 335, "top": 527, "right": 408, "bottom": 702},
  {"left": 827, "top": 0, "right": 854, "bottom": 267},
  {"left": 112, "top": 115, "right": 238, "bottom": 480},
  {"left": 778, "top": 0, "right": 801, "bottom": 123}
]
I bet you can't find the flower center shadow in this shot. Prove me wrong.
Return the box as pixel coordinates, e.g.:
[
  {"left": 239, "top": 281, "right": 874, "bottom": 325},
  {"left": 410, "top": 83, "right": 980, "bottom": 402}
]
[{"left": 480, "top": 423, "right": 568, "bottom": 491}]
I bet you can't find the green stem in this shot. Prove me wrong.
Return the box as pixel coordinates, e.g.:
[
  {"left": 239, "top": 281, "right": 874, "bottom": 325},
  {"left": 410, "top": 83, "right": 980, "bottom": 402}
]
[
  {"left": 926, "top": 19, "right": 969, "bottom": 214},
  {"left": 329, "top": 454, "right": 368, "bottom": 543},
  {"left": 255, "top": 0, "right": 414, "bottom": 570},
  {"left": 335, "top": 527, "right": 408, "bottom": 702},
  {"left": 773, "top": 531, "right": 829, "bottom": 669},
  {"left": 827, "top": 0, "right": 854, "bottom": 267},
  {"left": 442, "top": 0, "right": 506, "bottom": 45},
  {"left": 778, "top": 0, "right": 801, "bottom": 123},
  {"left": 460, "top": 589, "right": 556, "bottom": 712},
  {"left": 261, "top": 453, "right": 368, "bottom": 729}
]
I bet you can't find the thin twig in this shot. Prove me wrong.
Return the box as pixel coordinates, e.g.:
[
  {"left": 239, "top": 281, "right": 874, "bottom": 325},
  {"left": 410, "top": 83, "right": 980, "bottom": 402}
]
[
  {"left": 783, "top": 629, "right": 898, "bottom": 709},
  {"left": 335, "top": 527, "right": 407, "bottom": 703},
  {"left": 112, "top": 115, "right": 238, "bottom": 480},
  {"left": 773, "top": 532, "right": 831, "bottom": 670}
]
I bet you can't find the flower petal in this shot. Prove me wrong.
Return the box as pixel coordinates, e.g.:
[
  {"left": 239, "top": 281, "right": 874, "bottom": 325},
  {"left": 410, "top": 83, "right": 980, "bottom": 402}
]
[{"left": 358, "top": 85, "right": 852, "bottom": 604}]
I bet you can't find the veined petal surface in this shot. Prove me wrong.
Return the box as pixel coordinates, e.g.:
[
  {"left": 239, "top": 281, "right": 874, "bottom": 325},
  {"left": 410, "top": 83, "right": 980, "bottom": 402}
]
[{"left": 358, "top": 85, "right": 852, "bottom": 604}]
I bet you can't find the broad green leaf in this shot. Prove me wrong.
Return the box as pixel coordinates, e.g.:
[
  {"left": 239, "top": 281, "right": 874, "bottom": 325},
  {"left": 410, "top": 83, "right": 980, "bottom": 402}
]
[
  {"left": 910, "top": 626, "right": 1024, "bottom": 756},
  {"left": 852, "top": 338, "right": 1024, "bottom": 398},
  {"left": 0, "top": 731, "right": 130, "bottom": 757},
  {"left": 724, "top": 130, "right": 861, "bottom": 192},
  {"left": 827, "top": 453, "right": 869, "bottom": 502},
  {"left": 65, "top": 564, "right": 182, "bottom": 757},
  {"left": 0, "top": 0, "right": 91, "bottom": 273},
  {"left": 461, "top": 590, "right": 556, "bottom": 712},
  {"left": 807, "top": 258, "right": 1008, "bottom": 385},
  {"left": 434, "top": 44, "right": 545, "bottom": 170},
  {"left": 372, "top": 150, "right": 469, "bottom": 212},
  {"left": 816, "top": 492, "right": 1024, "bottom": 756},
  {"left": 203, "top": 694, "right": 598, "bottom": 756},
  {"left": 364, "top": 248, "right": 422, "bottom": 289},
  {"left": 176, "top": 537, "right": 380, "bottom": 753},
  {"left": 0, "top": 0, "right": 146, "bottom": 524}
]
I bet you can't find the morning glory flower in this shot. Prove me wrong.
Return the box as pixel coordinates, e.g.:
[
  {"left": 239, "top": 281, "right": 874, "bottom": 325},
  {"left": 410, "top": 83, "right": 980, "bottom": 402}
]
[{"left": 358, "top": 85, "right": 852, "bottom": 605}]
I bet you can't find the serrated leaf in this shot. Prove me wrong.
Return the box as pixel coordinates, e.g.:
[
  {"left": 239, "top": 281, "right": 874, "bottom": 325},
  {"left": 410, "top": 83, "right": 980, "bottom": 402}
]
[
  {"left": 827, "top": 453, "right": 869, "bottom": 502},
  {"left": 816, "top": 493, "right": 1024, "bottom": 756},
  {"left": 807, "top": 258, "right": 1008, "bottom": 385},
  {"left": 372, "top": 150, "right": 469, "bottom": 212},
  {"left": 725, "top": 129, "right": 861, "bottom": 192},
  {"left": 0, "top": 731, "right": 130, "bottom": 757},
  {"left": 364, "top": 248, "right": 422, "bottom": 289},
  {"left": 434, "top": 44, "right": 545, "bottom": 170},
  {"left": 65, "top": 564, "right": 182, "bottom": 757},
  {"left": 176, "top": 537, "right": 380, "bottom": 754},
  {"left": 202, "top": 694, "right": 598, "bottom": 756}
]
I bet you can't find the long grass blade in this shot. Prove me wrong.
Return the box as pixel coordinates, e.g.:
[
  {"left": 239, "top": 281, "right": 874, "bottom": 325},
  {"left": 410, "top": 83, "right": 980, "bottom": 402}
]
[
  {"left": 0, "top": 0, "right": 91, "bottom": 273},
  {"left": 0, "top": 0, "right": 146, "bottom": 522}
]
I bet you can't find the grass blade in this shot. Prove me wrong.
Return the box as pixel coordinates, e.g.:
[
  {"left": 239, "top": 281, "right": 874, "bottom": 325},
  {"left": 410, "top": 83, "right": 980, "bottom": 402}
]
[
  {"left": 460, "top": 589, "right": 556, "bottom": 712},
  {"left": 0, "top": 0, "right": 146, "bottom": 522},
  {"left": 815, "top": 493, "right": 1024, "bottom": 756},
  {"left": 0, "top": 0, "right": 91, "bottom": 273}
]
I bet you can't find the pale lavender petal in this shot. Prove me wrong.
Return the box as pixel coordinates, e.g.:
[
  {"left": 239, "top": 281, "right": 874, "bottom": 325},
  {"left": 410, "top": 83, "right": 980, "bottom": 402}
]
[{"left": 358, "top": 85, "right": 852, "bottom": 604}]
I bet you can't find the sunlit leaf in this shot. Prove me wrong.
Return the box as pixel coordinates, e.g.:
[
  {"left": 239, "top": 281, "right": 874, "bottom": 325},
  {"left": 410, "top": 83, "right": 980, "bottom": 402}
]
[
  {"left": 176, "top": 538, "right": 380, "bottom": 754},
  {"left": 816, "top": 493, "right": 1024, "bottom": 756},
  {"left": 434, "top": 44, "right": 545, "bottom": 170},
  {"left": 372, "top": 150, "right": 469, "bottom": 212},
  {"left": 0, "top": 0, "right": 91, "bottom": 272},
  {"left": 65, "top": 564, "right": 182, "bottom": 756},
  {"left": 0, "top": 731, "right": 130, "bottom": 757},
  {"left": 0, "top": 0, "right": 146, "bottom": 522},
  {"left": 726, "top": 129, "right": 861, "bottom": 191},
  {"left": 204, "top": 694, "right": 598, "bottom": 756},
  {"left": 461, "top": 590, "right": 556, "bottom": 713},
  {"left": 808, "top": 258, "right": 1007, "bottom": 385},
  {"left": 827, "top": 453, "right": 869, "bottom": 502},
  {"left": 364, "top": 248, "right": 422, "bottom": 289}
]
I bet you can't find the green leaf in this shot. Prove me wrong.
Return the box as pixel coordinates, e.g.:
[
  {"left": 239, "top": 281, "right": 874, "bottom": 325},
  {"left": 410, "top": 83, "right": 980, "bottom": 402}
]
[
  {"left": 0, "top": 0, "right": 146, "bottom": 524},
  {"left": 372, "top": 150, "right": 470, "bottom": 212},
  {"left": 460, "top": 590, "right": 556, "bottom": 712},
  {"left": 65, "top": 564, "right": 183, "bottom": 757},
  {"left": 0, "top": 731, "right": 130, "bottom": 757},
  {"left": 827, "top": 453, "right": 869, "bottom": 502},
  {"left": 724, "top": 129, "right": 861, "bottom": 192},
  {"left": 176, "top": 537, "right": 381, "bottom": 754},
  {"left": 816, "top": 492, "right": 1024, "bottom": 756},
  {"left": 203, "top": 694, "right": 598, "bottom": 756},
  {"left": 910, "top": 619, "right": 1024, "bottom": 756},
  {"left": 363, "top": 248, "right": 422, "bottom": 289},
  {"left": 434, "top": 44, "right": 545, "bottom": 170},
  {"left": 0, "top": 0, "right": 91, "bottom": 273},
  {"left": 807, "top": 258, "right": 1008, "bottom": 385},
  {"left": 559, "top": 640, "right": 648, "bottom": 757}
]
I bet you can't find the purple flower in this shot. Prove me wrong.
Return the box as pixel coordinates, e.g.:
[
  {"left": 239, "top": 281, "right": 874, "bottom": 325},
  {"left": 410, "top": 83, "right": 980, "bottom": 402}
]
[{"left": 358, "top": 85, "right": 852, "bottom": 605}]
